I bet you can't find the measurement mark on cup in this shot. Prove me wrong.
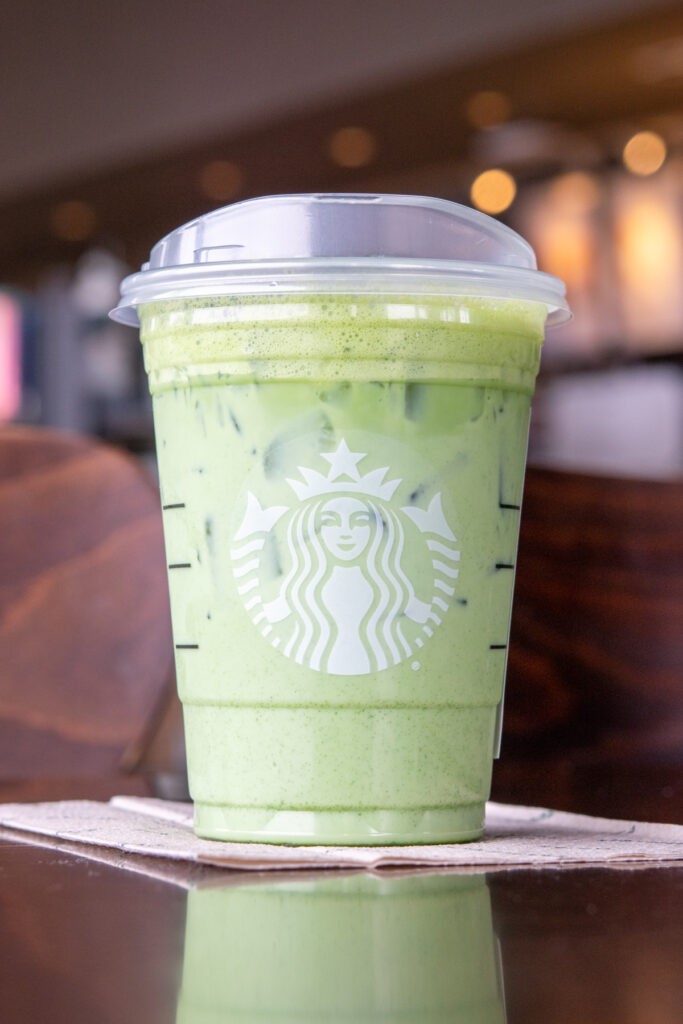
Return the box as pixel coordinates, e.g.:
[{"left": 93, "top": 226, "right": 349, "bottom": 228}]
[
  {"left": 499, "top": 502, "right": 520, "bottom": 510},
  {"left": 495, "top": 562, "right": 515, "bottom": 570},
  {"left": 175, "top": 643, "right": 199, "bottom": 650},
  {"left": 168, "top": 562, "right": 193, "bottom": 570},
  {"left": 162, "top": 502, "right": 186, "bottom": 510},
  {"left": 490, "top": 644, "right": 507, "bottom": 650}
]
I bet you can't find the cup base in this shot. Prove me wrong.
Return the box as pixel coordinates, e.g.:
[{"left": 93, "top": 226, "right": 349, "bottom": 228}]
[{"left": 193, "top": 802, "right": 485, "bottom": 846}]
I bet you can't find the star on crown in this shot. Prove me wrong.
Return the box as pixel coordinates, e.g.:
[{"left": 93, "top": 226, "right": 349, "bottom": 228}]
[{"left": 286, "top": 439, "right": 401, "bottom": 501}]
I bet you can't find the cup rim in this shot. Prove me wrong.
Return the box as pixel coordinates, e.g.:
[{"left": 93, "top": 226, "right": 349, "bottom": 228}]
[{"left": 110, "top": 256, "right": 571, "bottom": 328}]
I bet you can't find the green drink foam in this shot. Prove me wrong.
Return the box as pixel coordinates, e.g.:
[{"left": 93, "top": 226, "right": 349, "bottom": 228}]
[{"left": 141, "top": 294, "right": 544, "bottom": 389}]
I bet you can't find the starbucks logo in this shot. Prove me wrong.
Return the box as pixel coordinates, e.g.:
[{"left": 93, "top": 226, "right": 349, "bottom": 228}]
[{"left": 230, "top": 439, "right": 460, "bottom": 676}]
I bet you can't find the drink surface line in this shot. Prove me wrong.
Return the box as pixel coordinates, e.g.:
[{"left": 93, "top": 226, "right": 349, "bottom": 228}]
[
  {"left": 197, "top": 800, "right": 483, "bottom": 812},
  {"left": 183, "top": 699, "right": 501, "bottom": 709}
]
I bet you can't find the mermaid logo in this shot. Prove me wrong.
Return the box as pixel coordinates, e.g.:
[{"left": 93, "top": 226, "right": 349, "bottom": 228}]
[{"left": 230, "top": 439, "right": 460, "bottom": 676}]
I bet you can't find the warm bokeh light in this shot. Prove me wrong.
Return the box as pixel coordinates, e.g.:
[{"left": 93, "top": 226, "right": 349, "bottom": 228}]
[
  {"left": 464, "top": 90, "right": 512, "bottom": 129},
  {"left": 622, "top": 131, "right": 667, "bottom": 176},
  {"left": 517, "top": 174, "right": 603, "bottom": 354},
  {"left": 470, "top": 169, "right": 516, "bottom": 214},
  {"left": 547, "top": 171, "right": 603, "bottom": 214},
  {"left": 615, "top": 185, "right": 683, "bottom": 347},
  {"left": 535, "top": 212, "right": 595, "bottom": 292},
  {"left": 198, "top": 160, "right": 243, "bottom": 201},
  {"left": 50, "top": 200, "right": 97, "bottom": 241},
  {"left": 327, "top": 126, "right": 377, "bottom": 168}
]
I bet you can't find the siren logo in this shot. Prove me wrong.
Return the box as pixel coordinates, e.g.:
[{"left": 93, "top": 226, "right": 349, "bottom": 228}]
[{"left": 230, "top": 438, "right": 461, "bottom": 676}]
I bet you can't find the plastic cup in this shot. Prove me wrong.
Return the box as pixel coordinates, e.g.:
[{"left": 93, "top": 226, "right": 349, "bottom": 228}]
[{"left": 112, "top": 194, "right": 569, "bottom": 844}]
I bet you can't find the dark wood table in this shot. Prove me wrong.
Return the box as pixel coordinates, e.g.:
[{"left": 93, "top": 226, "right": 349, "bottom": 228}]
[{"left": 1, "top": 812, "right": 681, "bottom": 1023}]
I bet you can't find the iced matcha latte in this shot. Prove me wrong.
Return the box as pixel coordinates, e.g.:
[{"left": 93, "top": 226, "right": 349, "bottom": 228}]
[{"left": 112, "top": 194, "right": 569, "bottom": 844}]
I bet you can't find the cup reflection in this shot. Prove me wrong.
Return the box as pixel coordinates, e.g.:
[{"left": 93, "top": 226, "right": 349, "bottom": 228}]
[{"left": 177, "top": 871, "right": 506, "bottom": 1023}]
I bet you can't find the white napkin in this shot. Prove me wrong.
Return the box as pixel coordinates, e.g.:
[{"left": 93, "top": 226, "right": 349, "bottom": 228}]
[{"left": 0, "top": 796, "right": 681, "bottom": 884}]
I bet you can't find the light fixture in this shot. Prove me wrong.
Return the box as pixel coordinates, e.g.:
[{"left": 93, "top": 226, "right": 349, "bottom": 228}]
[
  {"left": 470, "top": 169, "right": 516, "bottom": 214},
  {"left": 50, "top": 200, "right": 97, "bottom": 242},
  {"left": 622, "top": 131, "right": 667, "bottom": 176},
  {"left": 327, "top": 126, "right": 377, "bottom": 169},
  {"left": 198, "top": 160, "right": 243, "bottom": 202}
]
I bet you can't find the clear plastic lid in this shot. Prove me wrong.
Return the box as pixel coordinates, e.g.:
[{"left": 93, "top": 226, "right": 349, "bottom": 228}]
[{"left": 110, "top": 193, "right": 570, "bottom": 326}]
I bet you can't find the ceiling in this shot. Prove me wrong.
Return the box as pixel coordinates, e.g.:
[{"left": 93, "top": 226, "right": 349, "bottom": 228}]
[
  {"left": 1, "top": 0, "right": 663, "bottom": 198},
  {"left": 1, "top": 1, "right": 681, "bottom": 284}
]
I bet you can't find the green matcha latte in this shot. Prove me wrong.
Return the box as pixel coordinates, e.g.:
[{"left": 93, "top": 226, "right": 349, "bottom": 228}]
[
  {"left": 113, "top": 194, "right": 569, "bottom": 844},
  {"left": 141, "top": 292, "right": 543, "bottom": 843}
]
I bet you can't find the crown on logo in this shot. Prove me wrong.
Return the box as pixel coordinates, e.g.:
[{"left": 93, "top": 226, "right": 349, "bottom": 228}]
[{"left": 286, "top": 439, "right": 401, "bottom": 502}]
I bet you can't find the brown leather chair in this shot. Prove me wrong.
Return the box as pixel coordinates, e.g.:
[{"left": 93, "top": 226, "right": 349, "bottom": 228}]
[
  {"left": 493, "top": 466, "right": 683, "bottom": 822},
  {"left": 0, "top": 426, "right": 175, "bottom": 798}
]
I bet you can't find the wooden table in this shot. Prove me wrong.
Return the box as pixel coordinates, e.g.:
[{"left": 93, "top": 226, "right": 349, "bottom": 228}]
[{"left": 1, "top": 821, "right": 681, "bottom": 1022}]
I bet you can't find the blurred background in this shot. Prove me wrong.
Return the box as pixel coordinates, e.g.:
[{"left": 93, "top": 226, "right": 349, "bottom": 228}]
[
  {"left": 1, "top": 0, "right": 681, "bottom": 816},
  {"left": 1, "top": 0, "right": 681, "bottom": 475}
]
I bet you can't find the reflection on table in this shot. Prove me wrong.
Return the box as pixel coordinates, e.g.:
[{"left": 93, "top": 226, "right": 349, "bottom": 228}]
[
  {"left": 178, "top": 872, "right": 504, "bottom": 1024},
  {"left": 0, "top": 835, "right": 681, "bottom": 1024}
]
